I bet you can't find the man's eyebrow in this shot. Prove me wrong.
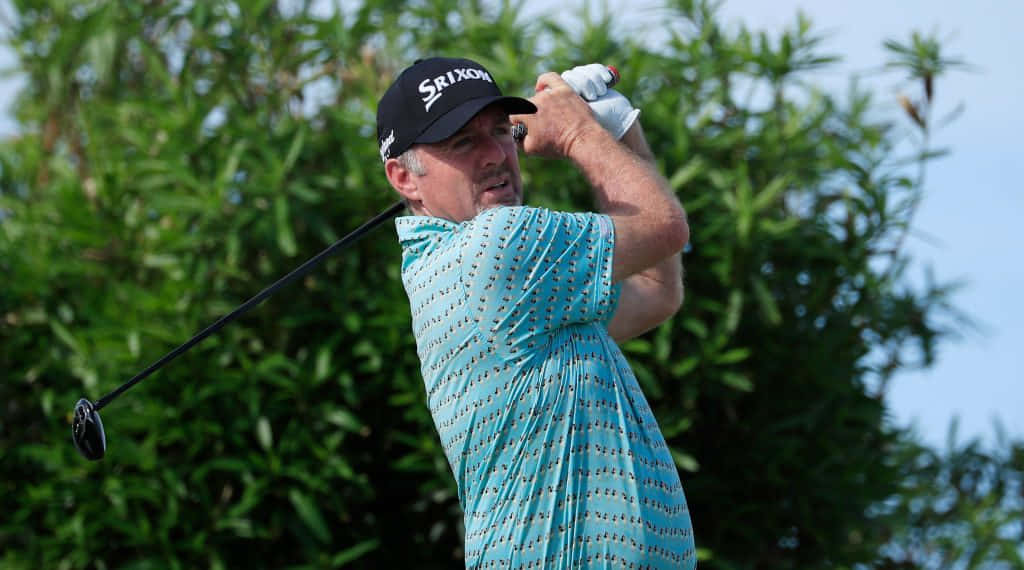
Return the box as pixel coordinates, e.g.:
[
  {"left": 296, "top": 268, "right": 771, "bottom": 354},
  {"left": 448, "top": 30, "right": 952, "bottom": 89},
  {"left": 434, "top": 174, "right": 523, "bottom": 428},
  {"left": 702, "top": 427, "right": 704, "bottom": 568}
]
[
  {"left": 444, "top": 113, "right": 510, "bottom": 144},
  {"left": 439, "top": 129, "right": 469, "bottom": 151}
]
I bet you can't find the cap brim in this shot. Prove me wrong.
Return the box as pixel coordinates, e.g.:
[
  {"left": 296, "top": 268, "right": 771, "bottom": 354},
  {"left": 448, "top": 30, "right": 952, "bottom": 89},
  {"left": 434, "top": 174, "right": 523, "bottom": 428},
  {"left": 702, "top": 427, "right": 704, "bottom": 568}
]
[{"left": 416, "top": 96, "right": 537, "bottom": 145}]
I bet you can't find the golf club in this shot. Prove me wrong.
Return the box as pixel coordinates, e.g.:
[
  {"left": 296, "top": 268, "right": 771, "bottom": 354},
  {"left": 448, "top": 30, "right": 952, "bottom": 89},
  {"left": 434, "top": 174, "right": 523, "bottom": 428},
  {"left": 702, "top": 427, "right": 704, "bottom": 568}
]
[{"left": 72, "top": 200, "right": 405, "bottom": 460}]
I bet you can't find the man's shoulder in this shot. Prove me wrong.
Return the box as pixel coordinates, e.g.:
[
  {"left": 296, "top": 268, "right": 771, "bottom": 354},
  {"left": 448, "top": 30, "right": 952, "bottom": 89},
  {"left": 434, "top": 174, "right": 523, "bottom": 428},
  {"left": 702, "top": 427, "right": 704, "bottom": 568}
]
[
  {"left": 467, "top": 206, "right": 610, "bottom": 244},
  {"left": 467, "top": 205, "right": 591, "bottom": 235},
  {"left": 469, "top": 205, "right": 541, "bottom": 226}
]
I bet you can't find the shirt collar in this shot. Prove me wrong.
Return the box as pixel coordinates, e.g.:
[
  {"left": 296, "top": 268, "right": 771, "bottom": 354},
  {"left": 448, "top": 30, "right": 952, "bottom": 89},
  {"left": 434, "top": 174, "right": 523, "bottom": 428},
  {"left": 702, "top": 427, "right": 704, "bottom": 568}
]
[
  {"left": 394, "top": 215, "right": 462, "bottom": 247},
  {"left": 395, "top": 215, "right": 464, "bottom": 275}
]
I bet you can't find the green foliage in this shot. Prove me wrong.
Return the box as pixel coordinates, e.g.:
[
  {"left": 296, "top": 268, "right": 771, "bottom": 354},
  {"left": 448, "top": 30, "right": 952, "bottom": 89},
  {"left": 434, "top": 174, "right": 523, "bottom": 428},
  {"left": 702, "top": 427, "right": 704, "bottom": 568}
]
[
  {"left": 1, "top": 0, "right": 1018, "bottom": 569},
  {"left": 874, "top": 424, "right": 1024, "bottom": 569},
  {"left": 1, "top": 1, "right": 457, "bottom": 567}
]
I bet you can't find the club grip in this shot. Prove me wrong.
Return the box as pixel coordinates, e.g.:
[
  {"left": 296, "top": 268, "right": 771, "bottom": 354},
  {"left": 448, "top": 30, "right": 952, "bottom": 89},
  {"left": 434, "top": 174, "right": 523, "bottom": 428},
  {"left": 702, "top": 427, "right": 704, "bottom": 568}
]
[{"left": 605, "top": 65, "right": 620, "bottom": 88}]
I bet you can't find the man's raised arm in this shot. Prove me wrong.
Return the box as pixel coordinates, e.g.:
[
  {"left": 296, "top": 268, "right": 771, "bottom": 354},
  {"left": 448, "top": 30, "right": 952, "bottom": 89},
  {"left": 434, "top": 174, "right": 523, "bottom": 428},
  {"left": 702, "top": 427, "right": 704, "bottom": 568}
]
[{"left": 514, "top": 72, "right": 688, "bottom": 339}]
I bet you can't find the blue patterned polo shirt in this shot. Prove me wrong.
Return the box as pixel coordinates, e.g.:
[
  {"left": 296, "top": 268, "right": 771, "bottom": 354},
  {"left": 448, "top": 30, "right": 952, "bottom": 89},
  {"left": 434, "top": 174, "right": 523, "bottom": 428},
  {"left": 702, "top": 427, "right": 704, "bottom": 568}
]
[{"left": 396, "top": 206, "right": 695, "bottom": 569}]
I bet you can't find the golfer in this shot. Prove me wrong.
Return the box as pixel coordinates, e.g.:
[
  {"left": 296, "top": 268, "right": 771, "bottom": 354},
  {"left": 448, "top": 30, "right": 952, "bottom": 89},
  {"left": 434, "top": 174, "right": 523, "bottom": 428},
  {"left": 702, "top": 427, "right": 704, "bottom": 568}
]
[{"left": 378, "top": 57, "right": 695, "bottom": 569}]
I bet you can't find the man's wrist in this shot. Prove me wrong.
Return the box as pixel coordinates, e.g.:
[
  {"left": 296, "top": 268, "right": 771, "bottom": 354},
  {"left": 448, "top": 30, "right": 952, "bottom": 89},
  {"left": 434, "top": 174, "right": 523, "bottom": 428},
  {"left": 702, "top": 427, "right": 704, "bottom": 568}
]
[
  {"left": 619, "top": 120, "right": 654, "bottom": 161},
  {"left": 564, "top": 122, "right": 618, "bottom": 165}
]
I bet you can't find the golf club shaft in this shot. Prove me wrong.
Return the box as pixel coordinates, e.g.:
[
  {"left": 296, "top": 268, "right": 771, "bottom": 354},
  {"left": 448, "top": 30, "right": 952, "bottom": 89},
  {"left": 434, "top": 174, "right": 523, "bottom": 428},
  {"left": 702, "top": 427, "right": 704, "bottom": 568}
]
[{"left": 94, "top": 201, "right": 405, "bottom": 411}]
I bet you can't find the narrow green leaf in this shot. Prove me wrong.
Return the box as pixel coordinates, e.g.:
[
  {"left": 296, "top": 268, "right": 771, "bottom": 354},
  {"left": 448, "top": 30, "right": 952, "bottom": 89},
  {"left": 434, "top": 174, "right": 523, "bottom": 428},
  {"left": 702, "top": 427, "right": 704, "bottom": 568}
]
[
  {"left": 214, "top": 140, "right": 247, "bottom": 195},
  {"left": 275, "top": 196, "right": 297, "bottom": 256},
  {"left": 682, "top": 318, "right": 708, "bottom": 339},
  {"left": 632, "top": 362, "right": 664, "bottom": 400},
  {"left": 142, "top": 253, "right": 180, "bottom": 269},
  {"left": 725, "top": 289, "right": 744, "bottom": 334},
  {"left": 752, "top": 277, "right": 783, "bottom": 325},
  {"left": 49, "top": 320, "right": 81, "bottom": 353},
  {"left": 662, "top": 417, "right": 693, "bottom": 438},
  {"left": 752, "top": 175, "right": 789, "bottom": 212},
  {"left": 715, "top": 347, "right": 751, "bottom": 365},
  {"left": 623, "top": 338, "right": 652, "bottom": 355},
  {"left": 735, "top": 176, "right": 754, "bottom": 243},
  {"left": 668, "top": 156, "right": 705, "bottom": 191},
  {"left": 256, "top": 417, "right": 273, "bottom": 450},
  {"left": 759, "top": 217, "right": 800, "bottom": 236},
  {"left": 325, "top": 409, "right": 364, "bottom": 433},
  {"left": 670, "top": 356, "right": 700, "bottom": 378},
  {"left": 128, "top": 330, "right": 140, "bottom": 358},
  {"left": 721, "top": 372, "right": 754, "bottom": 392},
  {"left": 282, "top": 127, "right": 307, "bottom": 174},
  {"left": 670, "top": 448, "right": 700, "bottom": 472},
  {"left": 288, "top": 489, "right": 331, "bottom": 543},
  {"left": 315, "top": 346, "right": 332, "bottom": 382},
  {"left": 332, "top": 539, "right": 381, "bottom": 567},
  {"left": 225, "top": 480, "right": 268, "bottom": 520}
]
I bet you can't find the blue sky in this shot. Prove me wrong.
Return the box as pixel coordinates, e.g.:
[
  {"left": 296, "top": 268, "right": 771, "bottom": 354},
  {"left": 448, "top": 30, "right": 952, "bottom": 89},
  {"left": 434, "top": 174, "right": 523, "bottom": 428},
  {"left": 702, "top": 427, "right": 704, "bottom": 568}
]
[
  {"left": 2, "top": 1, "right": 1020, "bottom": 450},
  {"left": 678, "top": 0, "right": 1024, "bottom": 449}
]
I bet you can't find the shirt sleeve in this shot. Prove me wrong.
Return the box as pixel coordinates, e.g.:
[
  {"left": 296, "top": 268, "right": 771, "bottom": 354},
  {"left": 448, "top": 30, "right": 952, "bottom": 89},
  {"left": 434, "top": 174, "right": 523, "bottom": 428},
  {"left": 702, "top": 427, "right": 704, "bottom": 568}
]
[{"left": 461, "top": 206, "right": 620, "bottom": 344}]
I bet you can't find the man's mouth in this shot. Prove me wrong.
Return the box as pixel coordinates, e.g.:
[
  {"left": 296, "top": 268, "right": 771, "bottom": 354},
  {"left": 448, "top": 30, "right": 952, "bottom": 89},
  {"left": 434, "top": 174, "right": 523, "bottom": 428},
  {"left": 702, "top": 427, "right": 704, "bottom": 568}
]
[
  {"left": 482, "top": 177, "right": 511, "bottom": 192},
  {"left": 476, "top": 174, "right": 520, "bottom": 212}
]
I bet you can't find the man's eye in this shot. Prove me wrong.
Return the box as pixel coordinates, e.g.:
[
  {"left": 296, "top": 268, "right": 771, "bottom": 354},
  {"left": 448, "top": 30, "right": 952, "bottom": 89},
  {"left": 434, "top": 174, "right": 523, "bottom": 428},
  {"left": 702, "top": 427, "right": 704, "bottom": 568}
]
[
  {"left": 495, "top": 125, "right": 511, "bottom": 136},
  {"left": 451, "top": 136, "right": 473, "bottom": 150}
]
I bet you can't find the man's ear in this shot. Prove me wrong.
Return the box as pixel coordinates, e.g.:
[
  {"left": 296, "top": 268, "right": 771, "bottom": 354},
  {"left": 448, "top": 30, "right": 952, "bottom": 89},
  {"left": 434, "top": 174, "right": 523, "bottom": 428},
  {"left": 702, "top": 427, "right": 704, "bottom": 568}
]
[{"left": 385, "top": 158, "right": 421, "bottom": 203}]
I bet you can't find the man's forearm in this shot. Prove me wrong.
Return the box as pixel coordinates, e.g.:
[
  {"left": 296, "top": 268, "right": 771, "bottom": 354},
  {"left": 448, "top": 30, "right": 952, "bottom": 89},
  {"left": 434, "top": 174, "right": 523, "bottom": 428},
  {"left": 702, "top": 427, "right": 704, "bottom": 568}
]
[
  {"left": 567, "top": 121, "right": 688, "bottom": 282},
  {"left": 568, "top": 121, "right": 679, "bottom": 220},
  {"left": 618, "top": 121, "right": 685, "bottom": 307},
  {"left": 603, "top": 121, "right": 686, "bottom": 341},
  {"left": 618, "top": 120, "right": 655, "bottom": 162}
]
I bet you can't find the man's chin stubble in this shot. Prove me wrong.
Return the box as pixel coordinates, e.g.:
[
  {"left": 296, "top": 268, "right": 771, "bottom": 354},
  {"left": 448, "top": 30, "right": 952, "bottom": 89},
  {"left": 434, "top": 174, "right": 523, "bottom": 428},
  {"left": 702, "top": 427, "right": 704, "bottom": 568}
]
[{"left": 476, "top": 194, "right": 521, "bottom": 215}]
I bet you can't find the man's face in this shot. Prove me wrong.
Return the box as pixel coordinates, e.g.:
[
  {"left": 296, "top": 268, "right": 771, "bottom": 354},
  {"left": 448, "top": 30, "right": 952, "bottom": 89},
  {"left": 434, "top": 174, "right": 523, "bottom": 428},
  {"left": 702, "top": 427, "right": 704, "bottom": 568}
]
[{"left": 401, "top": 106, "right": 523, "bottom": 222}]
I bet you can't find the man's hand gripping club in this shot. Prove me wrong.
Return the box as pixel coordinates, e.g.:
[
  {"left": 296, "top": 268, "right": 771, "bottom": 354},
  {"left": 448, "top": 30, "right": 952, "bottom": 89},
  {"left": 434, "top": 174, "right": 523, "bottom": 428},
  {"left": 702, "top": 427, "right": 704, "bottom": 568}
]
[
  {"left": 510, "top": 72, "right": 613, "bottom": 159},
  {"left": 511, "top": 64, "right": 639, "bottom": 145},
  {"left": 560, "top": 64, "right": 639, "bottom": 140}
]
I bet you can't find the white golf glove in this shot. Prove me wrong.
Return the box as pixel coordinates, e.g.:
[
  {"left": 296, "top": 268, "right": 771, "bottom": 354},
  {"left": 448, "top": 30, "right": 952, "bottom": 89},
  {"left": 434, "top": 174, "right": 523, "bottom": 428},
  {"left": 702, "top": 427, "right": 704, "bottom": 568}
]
[{"left": 560, "top": 63, "right": 640, "bottom": 140}]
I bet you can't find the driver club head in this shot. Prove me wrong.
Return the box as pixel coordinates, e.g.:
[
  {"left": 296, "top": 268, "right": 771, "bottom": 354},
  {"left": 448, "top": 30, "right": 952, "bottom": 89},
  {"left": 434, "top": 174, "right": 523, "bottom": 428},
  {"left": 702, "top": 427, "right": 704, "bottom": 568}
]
[{"left": 72, "top": 398, "right": 106, "bottom": 461}]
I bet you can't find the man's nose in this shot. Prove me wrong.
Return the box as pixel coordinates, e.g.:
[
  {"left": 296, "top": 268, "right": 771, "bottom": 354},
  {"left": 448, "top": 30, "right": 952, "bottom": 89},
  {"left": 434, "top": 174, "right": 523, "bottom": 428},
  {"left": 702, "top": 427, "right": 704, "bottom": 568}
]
[{"left": 478, "top": 133, "right": 508, "bottom": 167}]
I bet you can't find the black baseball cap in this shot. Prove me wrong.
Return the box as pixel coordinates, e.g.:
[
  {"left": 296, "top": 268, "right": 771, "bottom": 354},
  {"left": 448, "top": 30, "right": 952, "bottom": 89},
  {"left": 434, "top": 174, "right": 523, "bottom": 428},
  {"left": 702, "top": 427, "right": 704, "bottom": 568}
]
[{"left": 376, "top": 57, "right": 537, "bottom": 162}]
